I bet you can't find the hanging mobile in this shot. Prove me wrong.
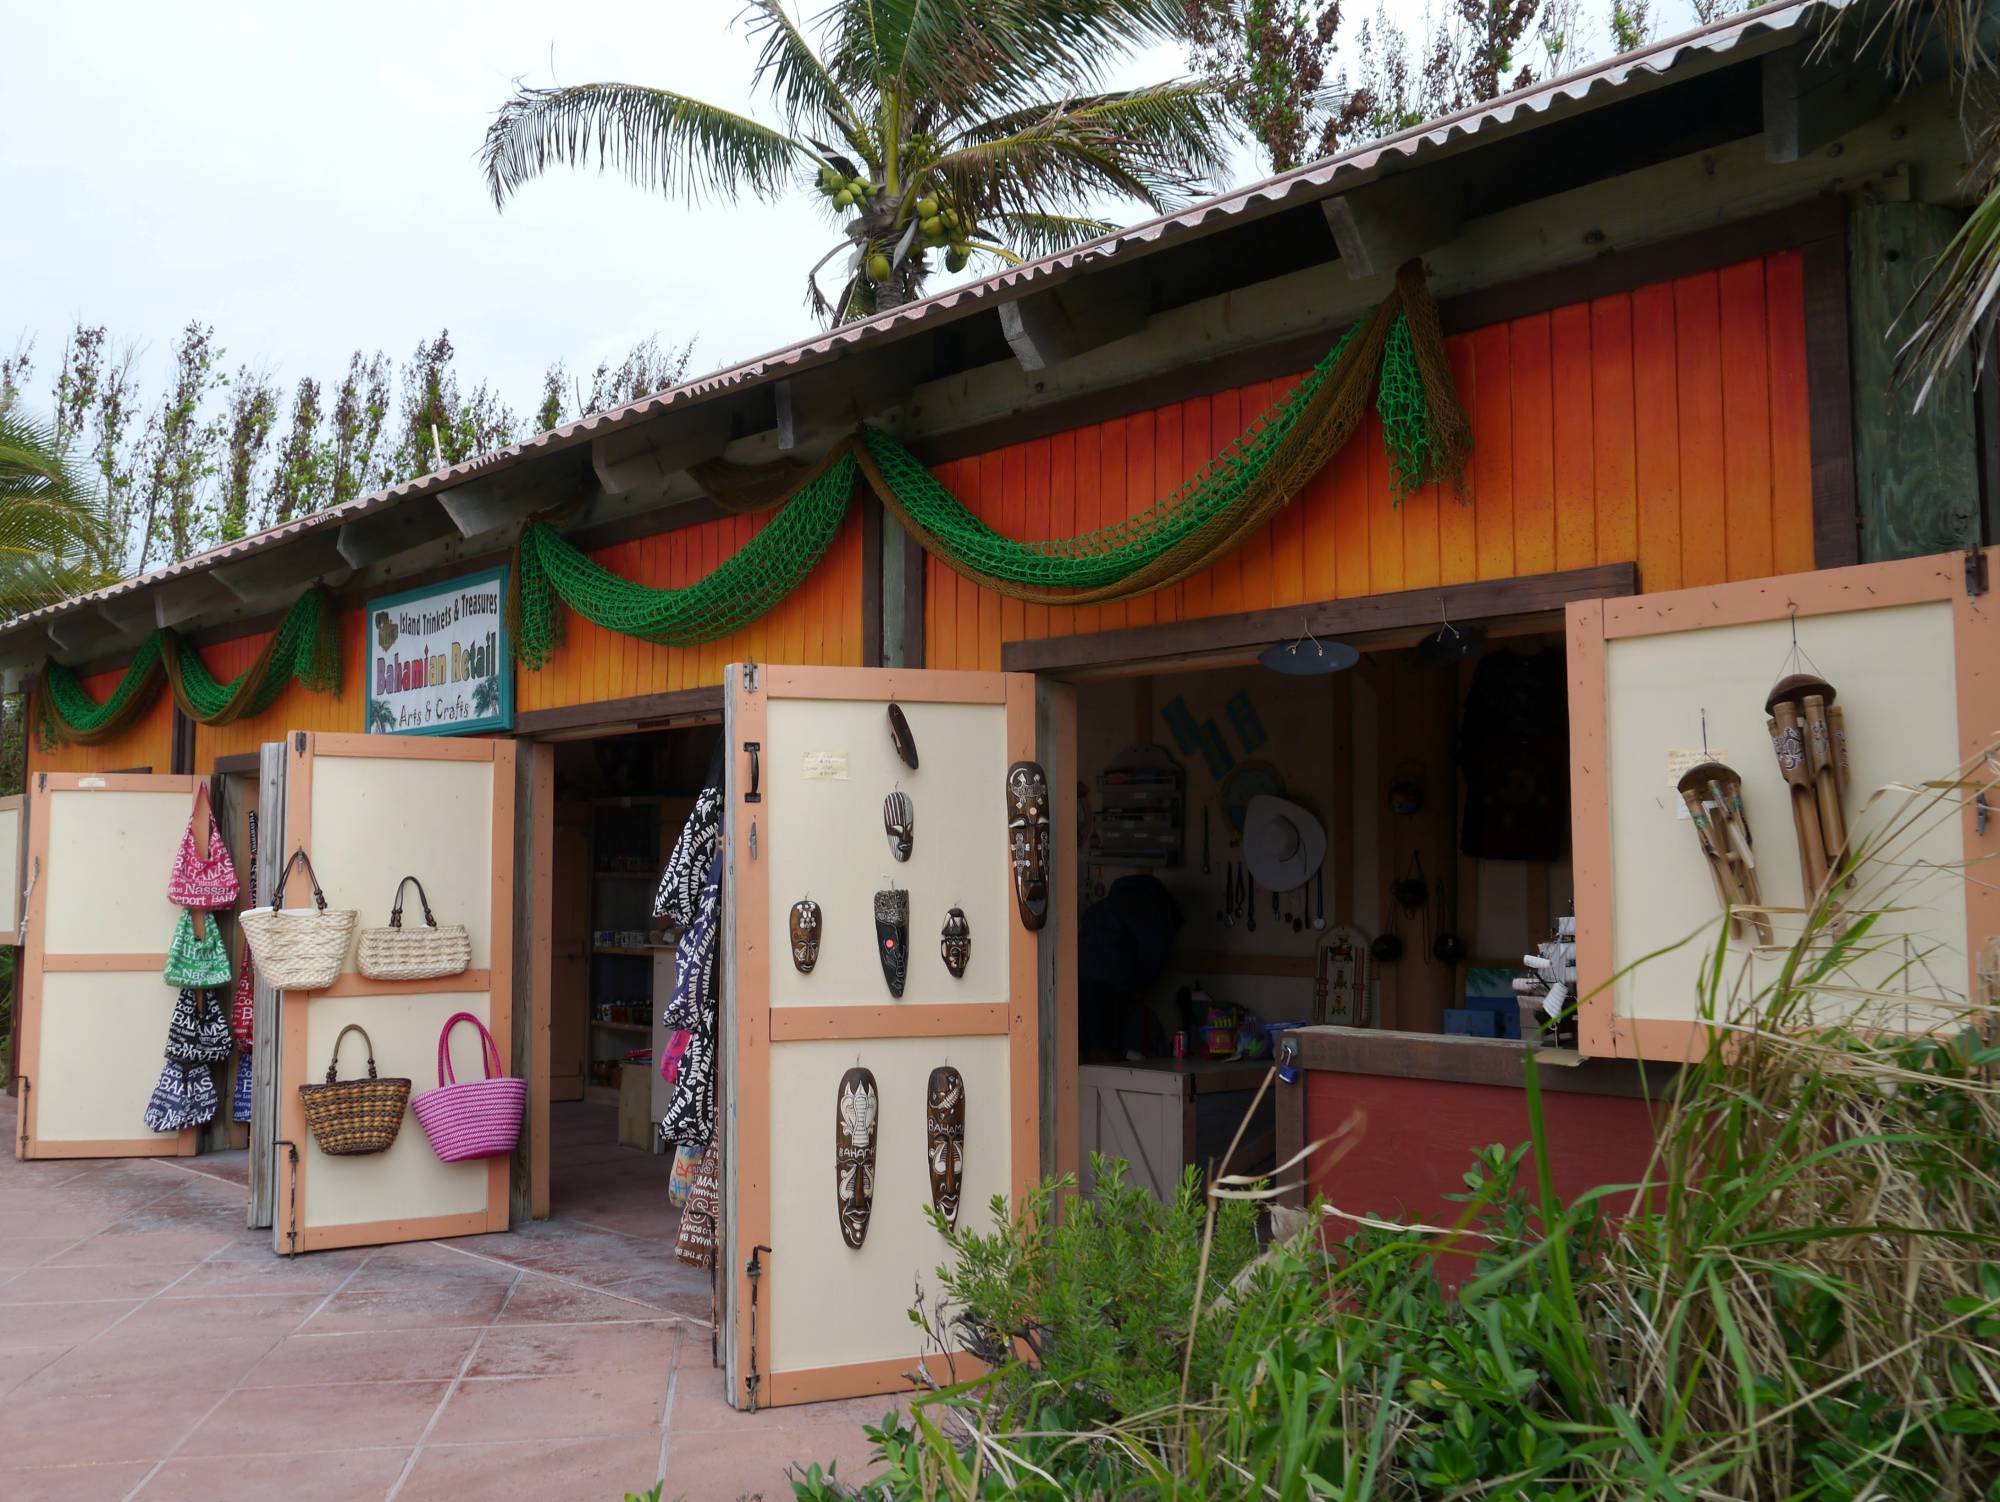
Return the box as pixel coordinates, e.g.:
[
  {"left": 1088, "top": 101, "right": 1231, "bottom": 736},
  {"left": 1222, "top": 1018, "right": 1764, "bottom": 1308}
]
[
  {"left": 887, "top": 702, "right": 919, "bottom": 770},
  {"left": 883, "top": 789, "right": 914, "bottom": 862},
  {"left": 874, "top": 887, "right": 910, "bottom": 997}
]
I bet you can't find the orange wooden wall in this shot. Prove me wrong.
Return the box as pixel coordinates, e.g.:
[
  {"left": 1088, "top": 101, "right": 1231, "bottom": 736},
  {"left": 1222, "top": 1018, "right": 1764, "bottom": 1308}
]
[
  {"left": 28, "top": 507, "right": 867, "bottom": 775},
  {"left": 25, "top": 665, "right": 175, "bottom": 777},
  {"left": 924, "top": 251, "right": 1816, "bottom": 670}
]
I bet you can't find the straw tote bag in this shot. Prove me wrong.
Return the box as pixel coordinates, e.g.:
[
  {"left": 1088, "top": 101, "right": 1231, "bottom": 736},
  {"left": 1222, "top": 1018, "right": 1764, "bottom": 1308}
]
[
  {"left": 238, "top": 848, "right": 356, "bottom": 991},
  {"left": 411, "top": 1012, "right": 525, "bottom": 1163},
  {"left": 166, "top": 784, "right": 239, "bottom": 909},
  {"left": 357, "top": 877, "right": 470, "bottom": 982},
  {"left": 298, "top": 1023, "right": 410, "bottom": 1156},
  {"left": 164, "top": 908, "right": 232, "bottom": 988}
]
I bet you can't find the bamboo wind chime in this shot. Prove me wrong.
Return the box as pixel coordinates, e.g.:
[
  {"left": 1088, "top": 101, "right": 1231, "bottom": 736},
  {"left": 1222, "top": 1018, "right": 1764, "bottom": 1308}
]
[
  {"left": 1678, "top": 760, "right": 1774, "bottom": 944},
  {"left": 1765, "top": 663, "right": 1851, "bottom": 909}
]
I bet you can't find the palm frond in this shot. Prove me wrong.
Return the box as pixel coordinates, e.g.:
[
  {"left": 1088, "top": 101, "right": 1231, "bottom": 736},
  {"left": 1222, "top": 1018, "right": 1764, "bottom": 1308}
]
[
  {"left": 951, "top": 81, "right": 1232, "bottom": 186},
  {"left": 1894, "top": 116, "right": 2000, "bottom": 406},
  {"left": 984, "top": 210, "right": 1120, "bottom": 259},
  {"left": 481, "top": 81, "right": 803, "bottom": 207},
  {"left": 0, "top": 410, "right": 118, "bottom": 618},
  {"left": 742, "top": 1, "right": 873, "bottom": 159}
]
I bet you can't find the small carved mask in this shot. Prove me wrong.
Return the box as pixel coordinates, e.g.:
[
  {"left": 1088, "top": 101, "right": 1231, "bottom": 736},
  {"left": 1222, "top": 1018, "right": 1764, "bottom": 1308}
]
[
  {"left": 926, "top": 1065, "right": 965, "bottom": 1229},
  {"left": 1006, "top": 761, "right": 1051, "bottom": 931},
  {"left": 883, "top": 789, "right": 914, "bottom": 863},
  {"left": 789, "top": 898, "right": 821, "bottom": 973},
  {"left": 887, "top": 702, "right": 919, "bottom": 770},
  {"left": 940, "top": 907, "right": 970, "bottom": 979},
  {"left": 835, "top": 1067, "right": 879, "bottom": 1249},
  {"left": 874, "top": 888, "right": 909, "bottom": 998}
]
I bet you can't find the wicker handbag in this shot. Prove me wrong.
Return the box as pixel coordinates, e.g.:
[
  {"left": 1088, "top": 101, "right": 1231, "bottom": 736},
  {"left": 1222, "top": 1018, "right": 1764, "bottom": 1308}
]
[
  {"left": 164, "top": 908, "right": 232, "bottom": 988},
  {"left": 238, "top": 848, "right": 356, "bottom": 991},
  {"left": 411, "top": 1013, "right": 524, "bottom": 1163},
  {"left": 357, "top": 877, "right": 471, "bottom": 982},
  {"left": 298, "top": 1023, "right": 410, "bottom": 1156}
]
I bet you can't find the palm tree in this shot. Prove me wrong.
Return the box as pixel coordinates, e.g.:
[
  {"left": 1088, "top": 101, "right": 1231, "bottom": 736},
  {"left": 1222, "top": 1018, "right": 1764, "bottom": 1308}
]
[
  {"left": 481, "top": 0, "right": 1231, "bottom": 321},
  {"left": 0, "top": 408, "right": 117, "bottom": 621}
]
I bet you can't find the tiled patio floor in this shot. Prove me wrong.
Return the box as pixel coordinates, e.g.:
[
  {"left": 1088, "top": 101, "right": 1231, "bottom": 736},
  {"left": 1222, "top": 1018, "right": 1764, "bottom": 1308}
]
[{"left": 0, "top": 1098, "right": 890, "bottom": 1501}]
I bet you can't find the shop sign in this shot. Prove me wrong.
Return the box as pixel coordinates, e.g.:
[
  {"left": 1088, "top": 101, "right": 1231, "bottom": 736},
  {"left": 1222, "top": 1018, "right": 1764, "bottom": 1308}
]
[{"left": 364, "top": 566, "right": 513, "bottom": 735}]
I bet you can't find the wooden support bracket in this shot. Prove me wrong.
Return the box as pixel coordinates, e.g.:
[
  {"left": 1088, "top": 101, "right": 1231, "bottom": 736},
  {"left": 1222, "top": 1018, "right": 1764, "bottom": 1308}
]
[
  {"left": 1321, "top": 170, "right": 1463, "bottom": 280},
  {"left": 998, "top": 265, "right": 1151, "bottom": 372},
  {"left": 1762, "top": 42, "right": 1887, "bottom": 164}
]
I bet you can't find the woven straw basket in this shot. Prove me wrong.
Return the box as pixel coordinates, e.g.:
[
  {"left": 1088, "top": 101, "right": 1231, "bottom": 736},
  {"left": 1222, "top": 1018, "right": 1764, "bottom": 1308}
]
[
  {"left": 412, "top": 1013, "right": 525, "bottom": 1163},
  {"left": 358, "top": 876, "right": 471, "bottom": 982},
  {"left": 298, "top": 1023, "right": 410, "bottom": 1156},
  {"left": 239, "top": 848, "right": 356, "bottom": 992}
]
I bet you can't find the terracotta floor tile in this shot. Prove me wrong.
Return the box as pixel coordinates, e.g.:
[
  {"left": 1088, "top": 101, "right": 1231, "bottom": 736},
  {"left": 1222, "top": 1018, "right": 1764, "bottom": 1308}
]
[
  {"left": 176, "top": 1380, "right": 450, "bottom": 1457},
  {"left": 0, "top": 1388, "right": 212, "bottom": 1469},
  {"left": 0, "top": 1212, "right": 122, "bottom": 1242},
  {"left": 20, "top": 1332, "right": 281, "bottom": 1396},
  {"left": 490, "top": 1274, "right": 668, "bottom": 1325},
  {"left": 0, "top": 1262, "right": 193, "bottom": 1305},
  {"left": 3, "top": 1461, "right": 157, "bottom": 1500},
  {"left": 467, "top": 1320, "right": 680, "bottom": 1379},
  {"left": 0, "top": 1345, "right": 69, "bottom": 1399},
  {"left": 172, "top": 1245, "right": 370, "bottom": 1294},
  {"left": 397, "top": 1434, "right": 663, "bottom": 1502},
  {"left": 135, "top": 1445, "right": 410, "bottom": 1501},
  {"left": 241, "top": 1328, "right": 482, "bottom": 1389},
  {"left": 0, "top": 1299, "right": 141, "bottom": 1352},
  {"left": 302, "top": 1282, "right": 514, "bottom": 1334},
  {"left": 0, "top": 1236, "right": 78, "bottom": 1269},
  {"left": 48, "top": 1229, "right": 241, "bottom": 1267},
  {"left": 119, "top": 1292, "right": 322, "bottom": 1336},
  {"left": 427, "top": 1372, "right": 667, "bottom": 1445}
]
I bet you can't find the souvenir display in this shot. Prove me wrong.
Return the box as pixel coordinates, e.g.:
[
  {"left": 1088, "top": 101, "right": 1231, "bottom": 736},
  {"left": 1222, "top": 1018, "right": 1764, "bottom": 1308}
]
[
  {"left": 230, "top": 810, "right": 259, "bottom": 1046},
  {"left": 789, "top": 898, "right": 822, "bottom": 973},
  {"left": 1676, "top": 760, "right": 1772, "bottom": 943},
  {"left": 1515, "top": 916, "right": 1580, "bottom": 1048},
  {"left": 357, "top": 875, "right": 472, "bottom": 981},
  {"left": 230, "top": 1049, "right": 254, "bottom": 1124},
  {"left": 164, "top": 907, "right": 232, "bottom": 989},
  {"left": 1766, "top": 672, "right": 1848, "bottom": 902},
  {"left": 887, "top": 702, "right": 919, "bottom": 770},
  {"left": 144, "top": 1061, "right": 218, "bottom": 1133},
  {"left": 297, "top": 1023, "right": 411, "bottom": 1157},
  {"left": 835, "top": 1066, "right": 879, "bottom": 1249},
  {"left": 165, "top": 986, "right": 231, "bottom": 1064},
  {"left": 654, "top": 782, "right": 723, "bottom": 924},
  {"left": 883, "top": 789, "right": 915, "bottom": 862},
  {"left": 1313, "top": 925, "right": 1375, "bottom": 1027},
  {"left": 874, "top": 888, "right": 909, "bottom": 997},
  {"left": 238, "top": 848, "right": 357, "bottom": 992},
  {"left": 1006, "top": 761, "right": 1051, "bottom": 930},
  {"left": 658, "top": 849, "right": 723, "bottom": 1144},
  {"left": 667, "top": 1140, "right": 702, "bottom": 1207},
  {"left": 939, "top": 907, "right": 970, "bottom": 978},
  {"left": 411, "top": 1011, "right": 526, "bottom": 1163},
  {"left": 925, "top": 1065, "right": 965, "bottom": 1228},
  {"left": 167, "top": 784, "right": 240, "bottom": 910},
  {"left": 675, "top": 1137, "right": 721, "bottom": 1268}
]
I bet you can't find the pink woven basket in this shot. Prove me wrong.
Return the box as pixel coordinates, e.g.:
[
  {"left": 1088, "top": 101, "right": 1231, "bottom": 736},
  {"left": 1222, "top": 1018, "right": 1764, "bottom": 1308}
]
[{"left": 411, "top": 1012, "right": 525, "bottom": 1163}]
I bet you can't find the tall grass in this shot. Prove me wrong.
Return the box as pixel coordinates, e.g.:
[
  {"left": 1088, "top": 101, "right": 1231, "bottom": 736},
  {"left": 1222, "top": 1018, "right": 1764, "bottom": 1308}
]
[{"left": 794, "top": 765, "right": 2000, "bottom": 1500}]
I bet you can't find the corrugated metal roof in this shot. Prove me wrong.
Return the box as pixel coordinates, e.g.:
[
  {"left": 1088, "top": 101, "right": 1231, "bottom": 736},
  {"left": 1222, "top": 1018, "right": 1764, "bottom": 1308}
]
[{"left": 5, "top": 0, "right": 1840, "bottom": 647}]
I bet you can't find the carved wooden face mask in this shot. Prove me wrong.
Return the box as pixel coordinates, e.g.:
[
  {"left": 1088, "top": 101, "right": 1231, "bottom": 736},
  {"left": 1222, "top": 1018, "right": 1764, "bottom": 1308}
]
[
  {"left": 835, "top": 1067, "right": 879, "bottom": 1249},
  {"left": 874, "top": 888, "right": 909, "bottom": 998},
  {"left": 940, "top": 907, "right": 970, "bottom": 978},
  {"left": 926, "top": 1065, "right": 965, "bottom": 1229},
  {"left": 887, "top": 702, "right": 919, "bottom": 770},
  {"left": 789, "top": 898, "right": 821, "bottom": 973},
  {"left": 1006, "top": 761, "right": 1051, "bottom": 931},
  {"left": 883, "top": 790, "right": 914, "bottom": 862}
]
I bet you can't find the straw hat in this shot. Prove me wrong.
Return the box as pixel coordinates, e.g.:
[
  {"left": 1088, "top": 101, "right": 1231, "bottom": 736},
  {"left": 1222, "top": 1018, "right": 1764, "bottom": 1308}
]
[{"left": 1243, "top": 795, "right": 1326, "bottom": 893}]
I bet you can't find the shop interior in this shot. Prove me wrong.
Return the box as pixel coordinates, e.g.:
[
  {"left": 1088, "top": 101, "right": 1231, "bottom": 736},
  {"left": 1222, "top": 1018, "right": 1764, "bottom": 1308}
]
[
  {"left": 547, "top": 723, "right": 721, "bottom": 1218},
  {"left": 1069, "top": 619, "right": 1576, "bottom": 1198}
]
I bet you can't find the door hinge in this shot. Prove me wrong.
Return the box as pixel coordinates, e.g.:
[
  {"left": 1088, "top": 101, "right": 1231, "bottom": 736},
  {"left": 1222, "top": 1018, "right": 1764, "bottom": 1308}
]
[
  {"left": 35, "top": 771, "right": 45, "bottom": 792},
  {"left": 293, "top": 731, "right": 307, "bottom": 756},
  {"left": 744, "top": 661, "right": 760, "bottom": 694},
  {"left": 745, "top": 1243, "right": 773, "bottom": 1412},
  {"left": 276, "top": 1139, "right": 300, "bottom": 1256},
  {"left": 1968, "top": 548, "right": 1989, "bottom": 599}
]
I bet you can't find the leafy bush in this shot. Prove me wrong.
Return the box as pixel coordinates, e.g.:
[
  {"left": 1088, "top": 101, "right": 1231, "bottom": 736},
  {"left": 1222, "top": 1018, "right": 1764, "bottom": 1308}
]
[{"left": 795, "top": 777, "right": 2000, "bottom": 1500}]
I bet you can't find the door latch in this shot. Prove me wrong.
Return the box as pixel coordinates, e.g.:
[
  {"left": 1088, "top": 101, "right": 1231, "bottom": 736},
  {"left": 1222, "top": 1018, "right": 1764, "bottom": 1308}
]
[
  {"left": 745, "top": 1243, "right": 773, "bottom": 1412},
  {"left": 748, "top": 820, "right": 759, "bottom": 861}
]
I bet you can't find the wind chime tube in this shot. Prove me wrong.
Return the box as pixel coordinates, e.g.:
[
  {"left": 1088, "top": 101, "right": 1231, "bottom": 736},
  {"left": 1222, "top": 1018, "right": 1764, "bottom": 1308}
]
[
  {"left": 1769, "top": 705, "right": 1830, "bottom": 900},
  {"left": 1803, "top": 695, "right": 1848, "bottom": 880},
  {"left": 1679, "top": 785, "right": 1746, "bottom": 940}
]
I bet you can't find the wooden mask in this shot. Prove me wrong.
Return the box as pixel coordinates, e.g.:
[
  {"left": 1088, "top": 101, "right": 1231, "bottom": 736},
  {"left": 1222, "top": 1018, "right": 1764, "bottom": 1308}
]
[
  {"left": 887, "top": 702, "right": 919, "bottom": 770},
  {"left": 788, "top": 898, "right": 821, "bottom": 973},
  {"left": 883, "top": 789, "right": 914, "bottom": 862},
  {"left": 874, "top": 888, "right": 909, "bottom": 998},
  {"left": 939, "top": 907, "right": 970, "bottom": 978},
  {"left": 926, "top": 1065, "right": 965, "bottom": 1229},
  {"left": 1006, "top": 761, "right": 1051, "bottom": 930},
  {"left": 835, "top": 1067, "right": 879, "bottom": 1249}
]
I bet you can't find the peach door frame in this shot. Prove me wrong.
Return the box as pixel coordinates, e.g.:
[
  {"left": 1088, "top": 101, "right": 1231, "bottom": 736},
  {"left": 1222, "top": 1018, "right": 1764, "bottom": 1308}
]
[
  {"left": 723, "top": 664, "right": 1044, "bottom": 1410},
  {"left": 273, "top": 732, "right": 517, "bottom": 1253},
  {"left": 13, "top": 772, "right": 202, "bottom": 1160},
  {"left": 1566, "top": 549, "right": 2000, "bottom": 1060}
]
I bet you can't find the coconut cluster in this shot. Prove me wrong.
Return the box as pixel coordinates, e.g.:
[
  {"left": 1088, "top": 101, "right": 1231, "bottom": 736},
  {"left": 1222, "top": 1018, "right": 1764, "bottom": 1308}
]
[{"left": 815, "top": 165, "right": 972, "bottom": 284}]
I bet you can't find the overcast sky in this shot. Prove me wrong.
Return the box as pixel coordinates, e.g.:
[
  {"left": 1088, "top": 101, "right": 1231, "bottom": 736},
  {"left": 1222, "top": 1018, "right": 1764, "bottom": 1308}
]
[{"left": 4, "top": 0, "right": 1700, "bottom": 424}]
